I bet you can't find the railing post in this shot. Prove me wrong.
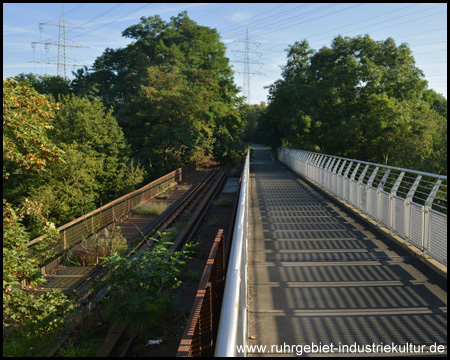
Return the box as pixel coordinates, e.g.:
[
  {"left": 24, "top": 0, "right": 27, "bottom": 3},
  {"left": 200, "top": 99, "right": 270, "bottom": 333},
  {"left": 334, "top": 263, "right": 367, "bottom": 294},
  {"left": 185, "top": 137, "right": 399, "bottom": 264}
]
[
  {"left": 377, "top": 169, "right": 391, "bottom": 225},
  {"left": 405, "top": 175, "right": 422, "bottom": 244},
  {"left": 390, "top": 171, "right": 405, "bottom": 235},
  {"left": 343, "top": 161, "right": 353, "bottom": 203},
  {"left": 63, "top": 229, "right": 67, "bottom": 251},
  {"left": 357, "top": 164, "right": 370, "bottom": 214},
  {"left": 277, "top": 148, "right": 447, "bottom": 266},
  {"left": 423, "top": 179, "right": 442, "bottom": 256}
]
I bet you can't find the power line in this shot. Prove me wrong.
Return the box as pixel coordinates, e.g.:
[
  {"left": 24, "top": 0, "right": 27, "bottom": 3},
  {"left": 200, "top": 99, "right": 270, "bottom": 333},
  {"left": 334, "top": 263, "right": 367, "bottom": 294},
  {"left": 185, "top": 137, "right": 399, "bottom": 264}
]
[
  {"left": 194, "top": 3, "right": 231, "bottom": 21},
  {"left": 40, "top": 3, "right": 86, "bottom": 25},
  {"left": 225, "top": 3, "right": 335, "bottom": 40},
  {"left": 29, "top": 4, "right": 89, "bottom": 79},
  {"left": 253, "top": 5, "right": 446, "bottom": 65},
  {"left": 66, "top": 3, "right": 125, "bottom": 35},
  {"left": 251, "top": 3, "right": 365, "bottom": 39},
  {"left": 221, "top": 3, "right": 311, "bottom": 37},
  {"left": 70, "top": 3, "right": 154, "bottom": 39},
  {"left": 231, "top": 29, "right": 265, "bottom": 104}
]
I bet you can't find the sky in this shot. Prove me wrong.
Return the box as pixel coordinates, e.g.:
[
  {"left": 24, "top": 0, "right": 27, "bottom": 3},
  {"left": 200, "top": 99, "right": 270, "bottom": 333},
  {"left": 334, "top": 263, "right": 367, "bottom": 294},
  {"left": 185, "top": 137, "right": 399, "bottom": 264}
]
[{"left": 3, "top": 3, "right": 447, "bottom": 104}]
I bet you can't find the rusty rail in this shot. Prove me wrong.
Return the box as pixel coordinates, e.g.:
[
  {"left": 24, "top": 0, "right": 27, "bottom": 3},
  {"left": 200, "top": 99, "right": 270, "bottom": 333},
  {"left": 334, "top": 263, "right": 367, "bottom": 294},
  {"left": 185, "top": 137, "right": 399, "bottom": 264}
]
[{"left": 177, "top": 230, "right": 225, "bottom": 357}]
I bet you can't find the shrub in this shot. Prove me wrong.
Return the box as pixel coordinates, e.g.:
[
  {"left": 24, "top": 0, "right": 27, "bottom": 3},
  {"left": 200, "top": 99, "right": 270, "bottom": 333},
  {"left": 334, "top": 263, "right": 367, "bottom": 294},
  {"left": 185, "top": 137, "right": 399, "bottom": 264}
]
[
  {"left": 96, "top": 240, "right": 196, "bottom": 334},
  {"left": 66, "top": 227, "right": 127, "bottom": 266}
]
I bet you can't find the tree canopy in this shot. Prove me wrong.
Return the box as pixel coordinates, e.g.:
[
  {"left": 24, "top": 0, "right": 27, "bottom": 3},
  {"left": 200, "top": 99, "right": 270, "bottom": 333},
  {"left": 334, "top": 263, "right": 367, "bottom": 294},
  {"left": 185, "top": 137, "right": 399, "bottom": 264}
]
[
  {"left": 264, "top": 35, "right": 447, "bottom": 174},
  {"left": 4, "top": 93, "right": 145, "bottom": 232},
  {"left": 73, "top": 12, "right": 246, "bottom": 175},
  {"left": 3, "top": 79, "right": 63, "bottom": 179},
  {"left": 3, "top": 79, "right": 73, "bottom": 342}
]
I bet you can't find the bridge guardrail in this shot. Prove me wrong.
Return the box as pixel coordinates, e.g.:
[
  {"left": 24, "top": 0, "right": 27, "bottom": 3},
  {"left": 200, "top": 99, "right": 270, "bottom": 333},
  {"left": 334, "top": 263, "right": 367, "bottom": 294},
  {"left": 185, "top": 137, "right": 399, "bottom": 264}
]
[
  {"left": 215, "top": 149, "right": 250, "bottom": 357},
  {"left": 279, "top": 148, "right": 447, "bottom": 267},
  {"left": 27, "top": 162, "right": 196, "bottom": 268},
  {"left": 177, "top": 229, "right": 225, "bottom": 357}
]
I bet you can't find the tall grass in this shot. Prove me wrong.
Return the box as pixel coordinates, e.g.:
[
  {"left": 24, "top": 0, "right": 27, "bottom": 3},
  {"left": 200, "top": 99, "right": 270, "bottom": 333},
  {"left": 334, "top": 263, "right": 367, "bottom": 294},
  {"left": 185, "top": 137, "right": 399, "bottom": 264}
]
[
  {"left": 66, "top": 227, "right": 128, "bottom": 266},
  {"left": 133, "top": 202, "right": 169, "bottom": 216}
]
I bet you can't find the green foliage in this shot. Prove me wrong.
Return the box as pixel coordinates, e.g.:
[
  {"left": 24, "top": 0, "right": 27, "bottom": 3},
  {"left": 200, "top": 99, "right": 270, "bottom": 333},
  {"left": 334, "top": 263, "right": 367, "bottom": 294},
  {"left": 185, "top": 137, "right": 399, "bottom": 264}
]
[
  {"left": 264, "top": 35, "right": 447, "bottom": 174},
  {"left": 55, "top": 339, "right": 100, "bottom": 357},
  {"left": 3, "top": 201, "right": 42, "bottom": 288},
  {"left": 3, "top": 200, "right": 73, "bottom": 351},
  {"left": 132, "top": 201, "right": 169, "bottom": 216},
  {"left": 50, "top": 94, "right": 146, "bottom": 201},
  {"left": 244, "top": 102, "right": 267, "bottom": 142},
  {"left": 66, "top": 227, "right": 128, "bottom": 266},
  {"left": 13, "top": 73, "right": 71, "bottom": 100},
  {"left": 3, "top": 79, "right": 73, "bottom": 348},
  {"left": 159, "top": 223, "right": 186, "bottom": 243},
  {"left": 423, "top": 89, "right": 447, "bottom": 119},
  {"left": 72, "top": 12, "right": 246, "bottom": 175},
  {"left": 3, "top": 78, "right": 63, "bottom": 179},
  {"left": 96, "top": 240, "right": 194, "bottom": 333},
  {"left": 6, "top": 94, "right": 146, "bottom": 232},
  {"left": 28, "top": 221, "right": 62, "bottom": 264},
  {"left": 27, "top": 143, "right": 103, "bottom": 227}
]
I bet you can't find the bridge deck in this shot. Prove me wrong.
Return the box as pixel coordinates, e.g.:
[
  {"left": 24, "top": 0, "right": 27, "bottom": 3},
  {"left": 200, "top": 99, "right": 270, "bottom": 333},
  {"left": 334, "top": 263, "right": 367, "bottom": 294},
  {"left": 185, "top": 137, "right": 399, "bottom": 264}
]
[{"left": 247, "top": 145, "right": 447, "bottom": 357}]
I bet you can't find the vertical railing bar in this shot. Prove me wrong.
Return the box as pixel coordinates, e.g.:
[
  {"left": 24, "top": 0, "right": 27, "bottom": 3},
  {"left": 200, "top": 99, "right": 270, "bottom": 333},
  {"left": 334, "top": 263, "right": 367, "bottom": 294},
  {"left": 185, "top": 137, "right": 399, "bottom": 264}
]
[{"left": 277, "top": 148, "right": 447, "bottom": 267}]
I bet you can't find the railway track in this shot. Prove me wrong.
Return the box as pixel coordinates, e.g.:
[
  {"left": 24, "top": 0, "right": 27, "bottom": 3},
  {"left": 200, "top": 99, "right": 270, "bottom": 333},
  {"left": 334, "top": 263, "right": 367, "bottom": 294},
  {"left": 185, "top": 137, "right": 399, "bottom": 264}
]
[{"left": 37, "top": 167, "right": 229, "bottom": 357}]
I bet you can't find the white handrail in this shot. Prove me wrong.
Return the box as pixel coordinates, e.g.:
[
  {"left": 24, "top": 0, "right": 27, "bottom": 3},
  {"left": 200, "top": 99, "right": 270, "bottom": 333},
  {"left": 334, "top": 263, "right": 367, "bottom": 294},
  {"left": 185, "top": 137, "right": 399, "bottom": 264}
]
[
  {"left": 279, "top": 148, "right": 447, "bottom": 266},
  {"left": 215, "top": 149, "right": 250, "bottom": 357}
]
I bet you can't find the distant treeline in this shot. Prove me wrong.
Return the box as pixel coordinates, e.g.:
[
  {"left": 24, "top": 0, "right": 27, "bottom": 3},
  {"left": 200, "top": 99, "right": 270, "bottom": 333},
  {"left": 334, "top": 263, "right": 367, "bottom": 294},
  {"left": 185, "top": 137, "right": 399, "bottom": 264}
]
[{"left": 247, "top": 36, "right": 447, "bottom": 175}]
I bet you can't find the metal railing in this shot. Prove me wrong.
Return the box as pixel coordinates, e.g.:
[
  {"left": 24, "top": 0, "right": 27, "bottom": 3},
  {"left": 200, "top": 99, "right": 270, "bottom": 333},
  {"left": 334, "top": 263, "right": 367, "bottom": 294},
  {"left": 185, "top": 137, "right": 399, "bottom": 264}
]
[
  {"left": 177, "top": 230, "right": 226, "bottom": 357},
  {"left": 279, "top": 148, "right": 447, "bottom": 266},
  {"left": 27, "top": 162, "right": 196, "bottom": 267},
  {"left": 215, "top": 149, "right": 250, "bottom": 357}
]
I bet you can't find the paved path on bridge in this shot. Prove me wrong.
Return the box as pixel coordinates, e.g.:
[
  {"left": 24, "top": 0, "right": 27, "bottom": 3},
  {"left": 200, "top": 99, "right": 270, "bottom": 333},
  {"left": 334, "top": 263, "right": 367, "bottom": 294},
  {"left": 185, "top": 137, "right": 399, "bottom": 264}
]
[{"left": 247, "top": 144, "right": 447, "bottom": 357}]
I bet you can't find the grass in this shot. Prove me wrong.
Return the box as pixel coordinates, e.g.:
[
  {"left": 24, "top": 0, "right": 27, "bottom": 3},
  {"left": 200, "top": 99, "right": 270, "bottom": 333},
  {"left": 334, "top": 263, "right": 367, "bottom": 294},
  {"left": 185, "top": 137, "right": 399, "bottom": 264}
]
[
  {"left": 213, "top": 197, "right": 233, "bottom": 207},
  {"left": 66, "top": 227, "right": 128, "bottom": 266},
  {"left": 181, "top": 210, "right": 192, "bottom": 220},
  {"left": 55, "top": 339, "right": 100, "bottom": 357},
  {"left": 154, "top": 182, "right": 177, "bottom": 199},
  {"left": 3, "top": 323, "right": 63, "bottom": 357},
  {"left": 208, "top": 216, "right": 219, "bottom": 226},
  {"left": 160, "top": 221, "right": 186, "bottom": 243},
  {"left": 133, "top": 202, "right": 169, "bottom": 216}
]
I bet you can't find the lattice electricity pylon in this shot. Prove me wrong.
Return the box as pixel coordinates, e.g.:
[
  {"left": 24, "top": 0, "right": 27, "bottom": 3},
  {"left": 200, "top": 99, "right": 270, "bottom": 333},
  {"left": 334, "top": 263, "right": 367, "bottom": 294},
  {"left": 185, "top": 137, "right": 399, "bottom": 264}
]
[
  {"left": 231, "top": 28, "right": 265, "bottom": 104},
  {"left": 29, "top": 4, "right": 88, "bottom": 79}
]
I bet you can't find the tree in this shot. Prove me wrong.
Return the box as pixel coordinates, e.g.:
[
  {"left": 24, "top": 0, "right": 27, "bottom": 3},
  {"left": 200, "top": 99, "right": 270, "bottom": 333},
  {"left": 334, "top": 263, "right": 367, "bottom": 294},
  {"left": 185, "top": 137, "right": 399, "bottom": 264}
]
[
  {"left": 13, "top": 73, "right": 71, "bottom": 100},
  {"left": 3, "top": 79, "right": 73, "bottom": 348},
  {"left": 72, "top": 12, "right": 246, "bottom": 176},
  {"left": 3, "top": 78, "right": 63, "bottom": 179},
  {"left": 26, "top": 94, "right": 145, "bottom": 228},
  {"left": 243, "top": 102, "right": 267, "bottom": 142},
  {"left": 423, "top": 89, "right": 447, "bottom": 119},
  {"left": 264, "top": 35, "right": 447, "bottom": 174}
]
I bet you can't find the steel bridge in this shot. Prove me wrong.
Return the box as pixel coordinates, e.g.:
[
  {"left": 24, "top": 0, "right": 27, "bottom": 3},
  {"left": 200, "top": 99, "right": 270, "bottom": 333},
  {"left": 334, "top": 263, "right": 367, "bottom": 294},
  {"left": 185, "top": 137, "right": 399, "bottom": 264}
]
[{"left": 216, "top": 144, "right": 447, "bottom": 357}]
